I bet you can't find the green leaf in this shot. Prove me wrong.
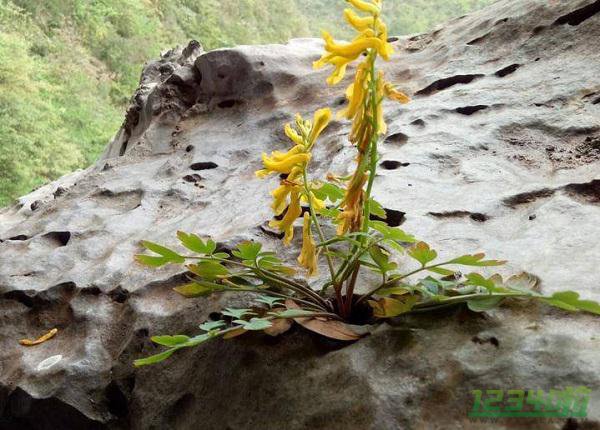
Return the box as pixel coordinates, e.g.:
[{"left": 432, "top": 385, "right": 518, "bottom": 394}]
[
  {"left": 141, "top": 241, "right": 185, "bottom": 263},
  {"left": 427, "top": 266, "right": 456, "bottom": 276},
  {"left": 465, "top": 273, "right": 498, "bottom": 292},
  {"left": 255, "top": 295, "right": 284, "bottom": 308},
  {"left": 233, "top": 318, "right": 273, "bottom": 331},
  {"left": 151, "top": 335, "right": 190, "bottom": 347},
  {"left": 199, "top": 320, "right": 226, "bottom": 332},
  {"left": 313, "top": 182, "right": 345, "bottom": 203},
  {"left": 135, "top": 255, "right": 172, "bottom": 268},
  {"left": 184, "top": 333, "right": 213, "bottom": 347},
  {"left": 542, "top": 291, "right": 600, "bottom": 315},
  {"left": 232, "top": 241, "right": 262, "bottom": 261},
  {"left": 173, "top": 281, "right": 225, "bottom": 297},
  {"left": 188, "top": 262, "right": 229, "bottom": 281},
  {"left": 370, "top": 221, "right": 416, "bottom": 243},
  {"left": 270, "top": 309, "right": 321, "bottom": 318},
  {"left": 134, "top": 348, "right": 177, "bottom": 367},
  {"left": 222, "top": 308, "right": 255, "bottom": 319},
  {"left": 408, "top": 242, "right": 437, "bottom": 266},
  {"left": 368, "top": 198, "right": 387, "bottom": 219},
  {"left": 369, "top": 245, "right": 398, "bottom": 273},
  {"left": 467, "top": 296, "right": 505, "bottom": 312},
  {"left": 446, "top": 253, "right": 506, "bottom": 267},
  {"left": 212, "top": 252, "right": 230, "bottom": 259},
  {"left": 176, "top": 231, "right": 216, "bottom": 255},
  {"left": 318, "top": 207, "right": 342, "bottom": 219},
  {"left": 369, "top": 296, "right": 419, "bottom": 318}
]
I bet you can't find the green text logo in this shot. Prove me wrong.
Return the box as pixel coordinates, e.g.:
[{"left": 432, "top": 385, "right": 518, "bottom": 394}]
[{"left": 469, "top": 387, "right": 591, "bottom": 418}]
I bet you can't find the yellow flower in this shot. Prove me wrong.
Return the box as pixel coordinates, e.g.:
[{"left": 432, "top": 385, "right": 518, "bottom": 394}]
[
  {"left": 261, "top": 151, "right": 311, "bottom": 175},
  {"left": 297, "top": 213, "right": 319, "bottom": 276},
  {"left": 308, "top": 108, "right": 332, "bottom": 145},
  {"left": 383, "top": 82, "right": 411, "bottom": 104},
  {"left": 337, "top": 170, "right": 368, "bottom": 235},
  {"left": 269, "top": 190, "right": 302, "bottom": 245},
  {"left": 346, "top": 0, "right": 381, "bottom": 15},
  {"left": 343, "top": 8, "right": 374, "bottom": 32}
]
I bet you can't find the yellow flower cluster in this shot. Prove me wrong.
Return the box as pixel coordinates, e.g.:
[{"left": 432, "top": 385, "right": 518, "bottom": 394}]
[
  {"left": 256, "top": 109, "right": 332, "bottom": 275},
  {"left": 313, "top": 0, "right": 410, "bottom": 235}
]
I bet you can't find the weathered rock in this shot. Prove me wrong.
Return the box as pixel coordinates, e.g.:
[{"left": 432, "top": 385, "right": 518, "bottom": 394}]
[{"left": 1, "top": 1, "right": 600, "bottom": 429}]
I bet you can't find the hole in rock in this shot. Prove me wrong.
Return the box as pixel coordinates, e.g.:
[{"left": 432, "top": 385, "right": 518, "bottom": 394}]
[
  {"left": 532, "top": 25, "right": 547, "bottom": 35},
  {"left": 183, "top": 174, "right": 202, "bottom": 183},
  {"left": 416, "top": 74, "right": 484, "bottom": 96},
  {"left": 380, "top": 160, "right": 410, "bottom": 170},
  {"left": 387, "top": 36, "right": 399, "bottom": 42},
  {"left": 495, "top": 18, "right": 509, "bottom": 25},
  {"left": 3, "top": 290, "right": 35, "bottom": 308},
  {"left": 108, "top": 286, "right": 130, "bottom": 304},
  {"left": 384, "top": 132, "right": 409, "bottom": 145},
  {"left": 495, "top": 64, "right": 521, "bottom": 77},
  {"left": 471, "top": 335, "right": 500, "bottom": 347},
  {"left": 190, "top": 162, "right": 218, "bottom": 171},
  {"left": 410, "top": 119, "right": 426, "bottom": 127},
  {"left": 185, "top": 145, "right": 194, "bottom": 152},
  {"left": 553, "top": 0, "right": 600, "bottom": 26},
  {"left": 429, "top": 211, "right": 489, "bottom": 222},
  {"left": 593, "top": 96, "right": 600, "bottom": 105},
  {"left": 467, "top": 33, "right": 489, "bottom": 45},
  {"left": 119, "top": 140, "right": 129, "bottom": 157},
  {"left": 105, "top": 381, "right": 129, "bottom": 418},
  {"left": 564, "top": 179, "right": 600, "bottom": 203},
  {"left": 42, "top": 231, "right": 71, "bottom": 247},
  {"left": 8, "top": 235, "right": 29, "bottom": 241},
  {"left": 371, "top": 208, "right": 406, "bottom": 227},
  {"left": 259, "top": 222, "right": 285, "bottom": 240},
  {"left": 455, "top": 105, "right": 488, "bottom": 115},
  {"left": 217, "top": 99, "right": 241, "bottom": 109},
  {"left": 502, "top": 188, "right": 555, "bottom": 207}
]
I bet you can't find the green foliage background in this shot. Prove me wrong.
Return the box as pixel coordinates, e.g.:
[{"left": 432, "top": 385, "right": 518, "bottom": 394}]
[{"left": 0, "top": 0, "right": 493, "bottom": 206}]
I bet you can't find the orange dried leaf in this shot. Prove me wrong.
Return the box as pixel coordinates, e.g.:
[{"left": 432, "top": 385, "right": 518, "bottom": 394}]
[{"left": 19, "top": 328, "right": 58, "bottom": 346}]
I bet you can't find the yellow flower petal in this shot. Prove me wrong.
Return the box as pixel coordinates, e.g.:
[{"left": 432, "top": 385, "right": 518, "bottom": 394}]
[
  {"left": 343, "top": 8, "right": 374, "bottom": 31},
  {"left": 346, "top": 0, "right": 381, "bottom": 15},
  {"left": 269, "top": 191, "right": 302, "bottom": 245},
  {"left": 285, "top": 124, "right": 304, "bottom": 146},
  {"left": 308, "top": 108, "right": 332, "bottom": 144},
  {"left": 262, "top": 152, "right": 310, "bottom": 174},
  {"left": 298, "top": 213, "right": 319, "bottom": 276},
  {"left": 384, "top": 82, "right": 410, "bottom": 103}
]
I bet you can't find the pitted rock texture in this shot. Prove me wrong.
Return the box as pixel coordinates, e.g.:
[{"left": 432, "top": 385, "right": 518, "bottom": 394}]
[{"left": 1, "top": 1, "right": 600, "bottom": 429}]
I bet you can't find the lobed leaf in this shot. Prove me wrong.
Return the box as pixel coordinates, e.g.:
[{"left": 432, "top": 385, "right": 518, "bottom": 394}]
[
  {"left": 199, "top": 320, "right": 226, "bottom": 332},
  {"left": 446, "top": 253, "right": 506, "bottom": 267},
  {"left": 232, "top": 241, "right": 262, "bottom": 261},
  {"left": 188, "top": 261, "right": 230, "bottom": 280},
  {"left": 542, "top": 291, "right": 600, "bottom": 315},
  {"left": 134, "top": 348, "right": 177, "bottom": 367},
  {"left": 176, "top": 231, "right": 216, "bottom": 255},
  {"left": 369, "top": 296, "right": 419, "bottom": 318},
  {"left": 222, "top": 308, "right": 256, "bottom": 319},
  {"left": 233, "top": 318, "right": 273, "bottom": 331},
  {"left": 141, "top": 241, "right": 185, "bottom": 263},
  {"left": 173, "top": 281, "right": 225, "bottom": 297},
  {"left": 408, "top": 242, "right": 437, "bottom": 267}
]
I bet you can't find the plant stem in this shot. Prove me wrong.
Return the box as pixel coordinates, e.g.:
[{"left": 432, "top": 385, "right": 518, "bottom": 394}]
[{"left": 302, "top": 167, "right": 337, "bottom": 282}]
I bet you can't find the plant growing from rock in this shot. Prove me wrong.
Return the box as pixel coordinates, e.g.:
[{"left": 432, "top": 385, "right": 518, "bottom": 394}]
[{"left": 134, "top": 0, "right": 600, "bottom": 366}]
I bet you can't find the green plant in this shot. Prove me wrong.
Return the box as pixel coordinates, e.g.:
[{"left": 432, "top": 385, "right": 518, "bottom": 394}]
[{"left": 134, "top": 0, "right": 600, "bottom": 367}]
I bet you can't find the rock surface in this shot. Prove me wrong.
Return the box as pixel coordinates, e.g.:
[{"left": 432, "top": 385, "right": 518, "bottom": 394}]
[{"left": 1, "top": 0, "right": 600, "bottom": 429}]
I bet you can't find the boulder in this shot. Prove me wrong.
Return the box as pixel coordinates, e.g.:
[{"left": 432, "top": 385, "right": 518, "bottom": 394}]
[{"left": 1, "top": 0, "right": 599, "bottom": 428}]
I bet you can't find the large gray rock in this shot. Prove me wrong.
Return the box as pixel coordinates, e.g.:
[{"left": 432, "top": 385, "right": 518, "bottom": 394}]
[{"left": 1, "top": 0, "right": 599, "bottom": 428}]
